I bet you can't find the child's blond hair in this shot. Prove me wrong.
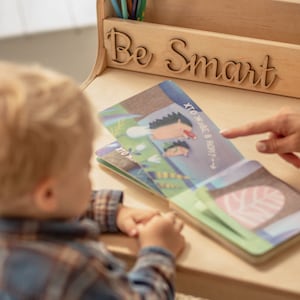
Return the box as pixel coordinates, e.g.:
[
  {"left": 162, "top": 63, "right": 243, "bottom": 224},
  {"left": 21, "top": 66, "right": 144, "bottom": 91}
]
[{"left": 0, "top": 61, "right": 96, "bottom": 209}]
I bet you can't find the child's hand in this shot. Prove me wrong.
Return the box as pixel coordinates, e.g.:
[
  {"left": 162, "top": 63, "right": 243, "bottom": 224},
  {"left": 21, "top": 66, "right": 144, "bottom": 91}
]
[
  {"left": 116, "top": 205, "right": 160, "bottom": 237},
  {"left": 137, "top": 211, "right": 185, "bottom": 258}
]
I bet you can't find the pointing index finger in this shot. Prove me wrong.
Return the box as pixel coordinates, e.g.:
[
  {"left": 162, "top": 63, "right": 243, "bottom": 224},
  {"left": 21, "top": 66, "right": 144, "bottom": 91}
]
[{"left": 220, "top": 116, "right": 278, "bottom": 139}]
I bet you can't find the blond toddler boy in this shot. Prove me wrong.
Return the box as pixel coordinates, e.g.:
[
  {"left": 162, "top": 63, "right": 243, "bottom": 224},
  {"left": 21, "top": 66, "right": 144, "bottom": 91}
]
[{"left": 0, "top": 61, "right": 185, "bottom": 300}]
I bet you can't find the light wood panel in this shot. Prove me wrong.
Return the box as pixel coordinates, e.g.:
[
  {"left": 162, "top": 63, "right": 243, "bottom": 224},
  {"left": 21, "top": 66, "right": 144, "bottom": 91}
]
[{"left": 83, "top": 0, "right": 300, "bottom": 98}]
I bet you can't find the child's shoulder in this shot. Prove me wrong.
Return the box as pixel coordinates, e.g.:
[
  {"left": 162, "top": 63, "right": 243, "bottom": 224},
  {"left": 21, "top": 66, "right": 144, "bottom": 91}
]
[{"left": 0, "top": 234, "right": 123, "bottom": 298}]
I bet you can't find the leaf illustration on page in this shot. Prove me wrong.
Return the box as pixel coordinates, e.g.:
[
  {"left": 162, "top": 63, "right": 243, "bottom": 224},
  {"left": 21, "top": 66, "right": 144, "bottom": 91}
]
[
  {"left": 147, "top": 154, "right": 161, "bottom": 164},
  {"left": 215, "top": 186, "right": 285, "bottom": 230}
]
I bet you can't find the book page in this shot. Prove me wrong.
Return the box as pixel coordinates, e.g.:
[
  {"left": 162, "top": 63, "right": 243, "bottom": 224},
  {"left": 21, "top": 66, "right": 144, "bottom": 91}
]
[
  {"left": 98, "top": 80, "right": 300, "bottom": 261},
  {"left": 99, "top": 80, "right": 243, "bottom": 198},
  {"left": 96, "top": 141, "right": 163, "bottom": 196}
]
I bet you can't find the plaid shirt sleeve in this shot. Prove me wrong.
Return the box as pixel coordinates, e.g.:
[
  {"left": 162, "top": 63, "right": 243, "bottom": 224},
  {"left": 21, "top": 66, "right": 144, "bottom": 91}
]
[
  {"left": 62, "top": 243, "right": 176, "bottom": 300},
  {"left": 128, "top": 246, "right": 176, "bottom": 299},
  {"left": 80, "top": 191, "right": 177, "bottom": 298},
  {"left": 84, "top": 189, "right": 123, "bottom": 233},
  {"left": 0, "top": 232, "right": 176, "bottom": 300}
]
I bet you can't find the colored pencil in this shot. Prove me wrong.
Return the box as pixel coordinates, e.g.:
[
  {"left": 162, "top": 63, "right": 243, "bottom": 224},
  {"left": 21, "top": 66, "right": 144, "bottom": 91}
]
[
  {"left": 110, "top": 0, "right": 122, "bottom": 18},
  {"left": 126, "top": 0, "right": 133, "bottom": 18},
  {"left": 136, "top": 0, "right": 147, "bottom": 21},
  {"left": 121, "top": 0, "right": 129, "bottom": 19},
  {"left": 131, "top": 0, "right": 138, "bottom": 19}
]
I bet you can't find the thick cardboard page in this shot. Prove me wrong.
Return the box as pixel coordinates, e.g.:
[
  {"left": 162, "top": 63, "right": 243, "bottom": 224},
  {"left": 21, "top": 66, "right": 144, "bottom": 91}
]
[{"left": 97, "top": 142, "right": 300, "bottom": 264}]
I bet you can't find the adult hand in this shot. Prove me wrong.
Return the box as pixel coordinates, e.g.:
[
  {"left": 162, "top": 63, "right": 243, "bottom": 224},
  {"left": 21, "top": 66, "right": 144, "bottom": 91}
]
[{"left": 220, "top": 107, "right": 300, "bottom": 168}]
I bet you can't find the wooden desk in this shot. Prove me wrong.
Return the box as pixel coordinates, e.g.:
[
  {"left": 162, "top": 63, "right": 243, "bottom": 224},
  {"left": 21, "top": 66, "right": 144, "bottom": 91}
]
[{"left": 85, "top": 68, "right": 300, "bottom": 300}]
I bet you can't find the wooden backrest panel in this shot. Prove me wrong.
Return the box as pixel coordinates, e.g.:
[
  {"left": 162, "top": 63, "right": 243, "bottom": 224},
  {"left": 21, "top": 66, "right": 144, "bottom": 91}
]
[{"left": 144, "top": 0, "right": 300, "bottom": 44}]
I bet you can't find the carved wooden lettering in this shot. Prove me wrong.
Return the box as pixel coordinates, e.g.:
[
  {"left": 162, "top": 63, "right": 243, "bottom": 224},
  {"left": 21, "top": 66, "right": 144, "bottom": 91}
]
[
  {"left": 105, "top": 29, "right": 278, "bottom": 90},
  {"left": 165, "top": 39, "right": 277, "bottom": 88},
  {"left": 106, "top": 28, "right": 153, "bottom": 67}
]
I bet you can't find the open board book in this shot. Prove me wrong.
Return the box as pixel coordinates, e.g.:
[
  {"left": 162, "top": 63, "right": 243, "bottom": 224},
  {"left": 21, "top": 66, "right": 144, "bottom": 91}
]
[{"left": 97, "top": 80, "right": 300, "bottom": 264}]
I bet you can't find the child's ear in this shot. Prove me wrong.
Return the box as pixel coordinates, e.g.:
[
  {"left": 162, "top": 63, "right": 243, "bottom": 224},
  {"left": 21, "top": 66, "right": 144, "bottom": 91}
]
[{"left": 33, "top": 177, "right": 58, "bottom": 213}]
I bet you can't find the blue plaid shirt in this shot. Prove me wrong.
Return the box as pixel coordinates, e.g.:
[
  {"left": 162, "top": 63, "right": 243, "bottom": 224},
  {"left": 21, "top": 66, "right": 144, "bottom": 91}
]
[{"left": 0, "top": 190, "right": 176, "bottom": 300}]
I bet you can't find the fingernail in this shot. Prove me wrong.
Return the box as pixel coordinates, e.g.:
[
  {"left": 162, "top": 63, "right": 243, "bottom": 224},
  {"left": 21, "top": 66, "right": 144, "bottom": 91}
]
[
  {"left": 130, "top": 228, "right": 138, "bottom": 236},
  {"left": 257, "top": 142, "right": 267, "bottom": 152},
  {"left": 219, "top": 129, "right": 228, "bottom": 135}
]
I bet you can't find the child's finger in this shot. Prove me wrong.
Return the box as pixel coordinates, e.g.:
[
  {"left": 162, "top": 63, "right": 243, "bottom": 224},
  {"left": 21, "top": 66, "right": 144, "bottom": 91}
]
[
  {"left": 163, "top": 211, "right": 177, "bottom": 223},
  {"left": 121, "top": 218, "right": 138, "bottom": 237},
  {"left": 136, "top": 210, "right": 160, "bottom": 224},
  {"left": 173, "top": 218, "right": 184, "bottom": 232}
]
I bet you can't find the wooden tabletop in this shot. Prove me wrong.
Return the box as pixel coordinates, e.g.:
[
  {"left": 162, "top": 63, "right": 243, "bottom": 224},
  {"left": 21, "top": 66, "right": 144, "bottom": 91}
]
[{"left": 85, "top": 68, "right": 300, "bottom": 300}]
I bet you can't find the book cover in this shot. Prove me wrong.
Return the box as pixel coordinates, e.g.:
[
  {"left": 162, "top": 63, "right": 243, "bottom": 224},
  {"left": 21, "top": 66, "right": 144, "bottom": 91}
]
[{"left": 98, "top": 80, "right": 300, "bottom": 263}]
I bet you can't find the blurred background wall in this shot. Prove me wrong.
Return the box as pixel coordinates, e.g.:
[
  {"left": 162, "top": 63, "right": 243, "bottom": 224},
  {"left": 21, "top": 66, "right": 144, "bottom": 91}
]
[{"left": 0, "top": 0, "right": 98, "bottom": 82}]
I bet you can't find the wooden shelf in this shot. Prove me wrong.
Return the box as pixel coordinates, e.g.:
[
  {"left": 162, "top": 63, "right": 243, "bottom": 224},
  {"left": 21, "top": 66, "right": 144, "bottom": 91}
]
[{"left": 85, "top": 0, "right": 300, "bottom": 98}]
